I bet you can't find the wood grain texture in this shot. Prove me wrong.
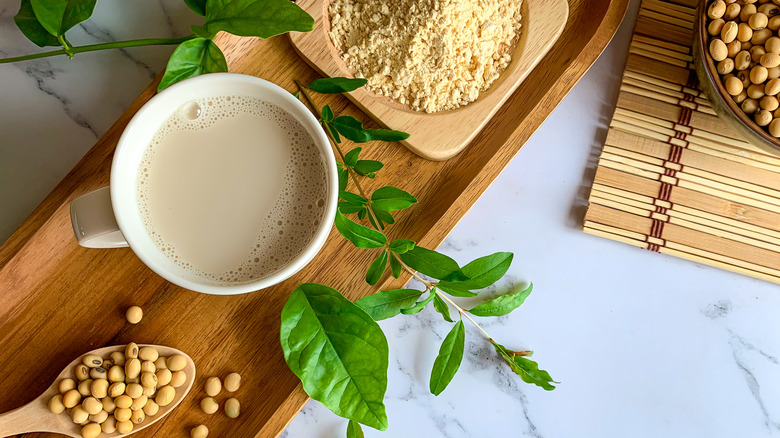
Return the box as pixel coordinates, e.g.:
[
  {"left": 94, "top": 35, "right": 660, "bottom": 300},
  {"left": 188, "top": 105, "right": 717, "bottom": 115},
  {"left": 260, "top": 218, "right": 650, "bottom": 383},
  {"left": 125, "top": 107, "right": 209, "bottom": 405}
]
[
  {"left": 0, "top": 1, "right": 629, "bottom": 436},
  {"left": 290, "top": 0, "right": 568, "bottom": 160}
]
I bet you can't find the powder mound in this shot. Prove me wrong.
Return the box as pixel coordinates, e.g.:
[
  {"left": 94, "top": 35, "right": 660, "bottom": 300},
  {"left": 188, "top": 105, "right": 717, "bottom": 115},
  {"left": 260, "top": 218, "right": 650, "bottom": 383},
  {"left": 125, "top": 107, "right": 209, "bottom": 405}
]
[{"left": 328, "top": 0, "right": 523, "bottom": 113}]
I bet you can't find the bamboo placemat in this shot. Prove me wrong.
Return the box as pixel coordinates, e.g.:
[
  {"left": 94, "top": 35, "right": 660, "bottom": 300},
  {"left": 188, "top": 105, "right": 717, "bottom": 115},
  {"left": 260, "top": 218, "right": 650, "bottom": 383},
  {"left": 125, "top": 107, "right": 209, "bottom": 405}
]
[{"left": 583, "top": 0, "right": 780, "bottom": 284}]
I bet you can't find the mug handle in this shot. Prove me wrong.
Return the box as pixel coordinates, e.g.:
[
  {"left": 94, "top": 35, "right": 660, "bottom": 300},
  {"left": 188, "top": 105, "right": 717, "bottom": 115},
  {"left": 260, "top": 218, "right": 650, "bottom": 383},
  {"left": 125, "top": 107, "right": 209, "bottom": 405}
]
[{"left": 70, "top": 186, "right": 129, "bottom": 248}]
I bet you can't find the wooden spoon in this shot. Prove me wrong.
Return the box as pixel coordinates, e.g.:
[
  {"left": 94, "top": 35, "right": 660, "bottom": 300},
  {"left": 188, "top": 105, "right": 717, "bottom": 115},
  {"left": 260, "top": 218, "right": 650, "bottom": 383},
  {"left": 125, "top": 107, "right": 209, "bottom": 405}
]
[{"left": 0, "top": 344, "right": 195, "bottom": 437}]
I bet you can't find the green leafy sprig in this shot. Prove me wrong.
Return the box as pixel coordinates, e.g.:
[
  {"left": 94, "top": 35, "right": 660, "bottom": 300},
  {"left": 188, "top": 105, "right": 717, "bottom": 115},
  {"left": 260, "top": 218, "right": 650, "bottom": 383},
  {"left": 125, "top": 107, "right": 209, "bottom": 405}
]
[
  {"left": 280, "top": 78, "right": 557, "bottom": 436},
  {"left": 4, "top": 0, "right": 314, "bottom": 91}
]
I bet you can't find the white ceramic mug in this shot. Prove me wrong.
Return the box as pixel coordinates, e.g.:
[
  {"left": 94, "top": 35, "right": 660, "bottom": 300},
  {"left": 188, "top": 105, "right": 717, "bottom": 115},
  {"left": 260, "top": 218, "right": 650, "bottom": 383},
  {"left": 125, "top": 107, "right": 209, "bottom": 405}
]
[{"left": 70, "top": 73, "right": 338, "bottom": 295}]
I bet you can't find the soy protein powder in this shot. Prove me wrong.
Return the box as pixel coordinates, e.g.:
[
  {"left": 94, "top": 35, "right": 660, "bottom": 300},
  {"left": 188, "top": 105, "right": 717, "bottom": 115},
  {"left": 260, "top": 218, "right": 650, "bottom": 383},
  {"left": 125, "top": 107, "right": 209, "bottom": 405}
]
[{"left": 328, "top": 0, "right": 523, "bottom": 113}]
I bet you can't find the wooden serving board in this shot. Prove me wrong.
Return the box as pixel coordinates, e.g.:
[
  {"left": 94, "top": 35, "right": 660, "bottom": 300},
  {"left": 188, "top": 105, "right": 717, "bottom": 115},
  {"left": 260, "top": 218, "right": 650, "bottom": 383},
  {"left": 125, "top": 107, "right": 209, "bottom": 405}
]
[
  {"left": 0, "top": 1, "right": 628, "bottom": 437},
  {"left": 291, "top": 0, "right": 568, "bottom": 161}
]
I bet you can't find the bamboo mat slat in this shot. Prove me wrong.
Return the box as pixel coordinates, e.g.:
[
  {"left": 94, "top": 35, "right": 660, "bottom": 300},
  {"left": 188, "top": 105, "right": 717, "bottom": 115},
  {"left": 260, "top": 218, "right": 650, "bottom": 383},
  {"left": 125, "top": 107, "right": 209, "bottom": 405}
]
[{"left": 584, "top": 0, "right": 780, "bottom": 284}]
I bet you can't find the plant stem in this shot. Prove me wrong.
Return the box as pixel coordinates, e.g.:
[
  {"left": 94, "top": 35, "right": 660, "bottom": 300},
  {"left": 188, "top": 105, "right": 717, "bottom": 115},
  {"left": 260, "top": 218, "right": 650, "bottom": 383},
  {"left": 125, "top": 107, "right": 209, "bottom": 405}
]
[
  {"left": 295, "top": 77, "right": 496, "bottom": 343},
  {"left": 294, "top": 80, "right": 383, "bottom": 227},
  {"left": 0, "top": 36, "right": 195, "bottom": 64}
]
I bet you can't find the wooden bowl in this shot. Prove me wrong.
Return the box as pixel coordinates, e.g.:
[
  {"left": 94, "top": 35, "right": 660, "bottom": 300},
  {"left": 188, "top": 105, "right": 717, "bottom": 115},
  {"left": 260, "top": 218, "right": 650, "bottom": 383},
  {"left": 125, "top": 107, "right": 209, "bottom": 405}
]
[{"left": 693, "top": 1, "right": 780, "bottom": 156}]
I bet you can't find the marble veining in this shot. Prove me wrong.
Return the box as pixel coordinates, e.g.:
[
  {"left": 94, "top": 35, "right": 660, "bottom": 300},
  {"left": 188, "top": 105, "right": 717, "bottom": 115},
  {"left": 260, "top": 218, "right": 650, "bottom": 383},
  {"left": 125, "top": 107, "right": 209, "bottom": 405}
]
[{"left": 2, "top": 0, "right": 780, "bottom": 436}]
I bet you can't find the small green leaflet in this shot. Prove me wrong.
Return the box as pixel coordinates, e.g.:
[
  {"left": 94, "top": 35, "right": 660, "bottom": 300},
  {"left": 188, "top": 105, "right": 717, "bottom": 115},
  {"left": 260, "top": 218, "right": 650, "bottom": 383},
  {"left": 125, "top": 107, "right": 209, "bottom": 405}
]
[
  {"left": 468, "top": 283, "right": 533, "bottom": 317},
  {"left": 365, "top": 250, "right": 388, "bottom": 285},
  {"left": 338, "top": 203, "right": 364, "bottom": 214},
  {"left": 332, "top": 116, "right": 410, "bottom": 143},
  {"left": 328, "top": 123, "right": 342, "bottom": 143},
  {"left": 400, "top": 290, "right": 436, "bottom": 315},
  {"left": 399, "top": 246, "right": 467, "bottom": 282},
  {"left": 158, "top": 38, "right": 228, "bottom": 91},
  {"left": 494, "top": 342, "right": 556, "bottom": 391},
  {"left": 309, "top": 77, "right": 368, "bottom": 94},
  {"left": 389, "top": 254, "right": 402, "bottom": 278},
  {"left": 321, "top": 104, "right": 334, "bottom": 122},
  {"left": 184, "top": 0, "right": 207, "bottom": 15},
  {"left": 14, "top": 0, "right": 59, "bottom": 47},
  {"left": 346, "top": 419, "right": 364, "bottom": 438},
  {"left": 355, "top": 289, "right": 422, "bottom": 321},
  {"left": 337, "top": 165, "right": 348, "bottom": 192},
  {"left": 371, "top": 186, "right": 417, "bottom": 213},
  {"left": 280, "top": 283, "right": 389, "bottom": 430},
  {"left": 437, "top": 252, "right": 513, "bottom": 295},
  {"left": 30, "top": 0, "right": 96, "bottom": 37},
  {"left": 344, "top": 147, "right": 361, "bottom": 167},
  {"left": 353, "top": 160, "right": 383, "bottom": 177},
  {"left": 432, "top": 294, "right": 453, "bottom": 322},
  {"left": 334, "top": 211, "right": 386, "bottom": 248},
  {"left": 339, "top": 191, "right": 366, "bottom": 205},
  {"left": 435, "top": 283, "right": 477, "bottom": 298},
  {"left": 193, "top": 0, "right": 314, "bottom": 39},
  {"left": 389, "top": 239, "right": 415, "bottom": 254},
  {"left": 429, "top": 320, "right": 465, "bottom": 395}
]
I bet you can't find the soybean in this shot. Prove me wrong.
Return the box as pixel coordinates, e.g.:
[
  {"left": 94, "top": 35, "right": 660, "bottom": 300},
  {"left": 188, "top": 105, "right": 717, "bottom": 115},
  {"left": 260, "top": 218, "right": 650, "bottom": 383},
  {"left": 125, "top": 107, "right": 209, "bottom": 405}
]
[
  {"left": 722, "top": 20, "right": 739, "bottom": 42},
  {"left": 131, "top": 395, "right": 148, "bottom": 411},
  {"left": 115, "top": 395, "right": 133, "bottom": 409},
  {"left": 89, "top": 410, "right": 108, "bottom": 424},
  {"left": 90, "top": 367, "right": 107, "bottom": 380},
  {"left": 138, "top": 347, "right": 159, "bottom": 362},
  {"left": 75, "top": 364, "right": 90, "bottom": 381},
  {"left": 141, "top": 361, "right": 156, "bottom": 374},
  {"left": 224, "top": 372, "right": 241, "bottom": 392},
  {"left": 709, "top": 0, "right": 726, "bottom": 19},
  {"left": 167, "top": 355, "right": 187, "bottom": 372},
  {"left": 116, "top": 420, "right": 133, "bottom": 434},
  {"left": 156, "top": 385, "right": 176, "bottom": 406},
  {"left": 48, "top": 394, "right": 66, "bottom": 414},
  {"left": 126, "top": 306, "right": 143, "bottom": 324},
  {"left": 141, "top": 372, "right": 158, "bottom": 388},
  {"left": 191, "top": 425, "right": 209, "bottom": 438},
  {"left": 154, "top": 357, "right": 168, "bottom": 370},
  {"left": 143, "top": 400, "right": 160, "bottom": 416},
  {"left": 201, "top": 397, "right": 219, "bottom": 414},
  {"left": 82, "top": 355, "right": 103, "bottom": 368},
  {"left": 156, "top": 368, "right": 172, "bottom": 387},
  {"left": 78, "top": 379, "right": 93, "bottom": 397},
  {"left": 71, "top": 406, "right": 89, "bottom": 424},
  {"left": 125, "top": 342, "right": 139, "bottom": 360},
  {"left": 59, "top": 378, "right": 76, "bottom": 394},
  {"left": 102, "top": 416, "right": 117, "bottom": 434},
  {"left": 143, "top": 386, "right": 156, "bottom": 397},
  {"left": 125, "top": 358, "right": 141, "bottom": 380},
  {"left": 225, "top": 398, "right": 240, "bottom": 419},
  {"left": 126, "top": 383, "right": 144, "bottom": 399},
  {"left": 711, "top": 38, "right": 729, "bottom": 61},
  {"left": 102, "top": 396, "right": 116, "bottom": 413},
  {"left": 83, "top": 397, "right": 103, "bottom": 415},
  {"left": 108, "top": 382, "right": 126, "bottom": 398},
  {"left": 110, "top": 351, "right": 126, "bottom": 367},
  {"left": 81, "top": 423, "right": 101, "bottom": 438},
  {"left": 114, "top": 407, "right": 132, "bottom": 422},
  {"left": 91, "top": 379, "right": 109, "bottom": 399},
  {"left": 170, "top": 371, "right": 187, "bottom": 388},
  {"left": 205, "top": 377, "right": 222, "bottom": 397},
  {"left": 63, "top": 389, "right": 81, "bottom": 408}
]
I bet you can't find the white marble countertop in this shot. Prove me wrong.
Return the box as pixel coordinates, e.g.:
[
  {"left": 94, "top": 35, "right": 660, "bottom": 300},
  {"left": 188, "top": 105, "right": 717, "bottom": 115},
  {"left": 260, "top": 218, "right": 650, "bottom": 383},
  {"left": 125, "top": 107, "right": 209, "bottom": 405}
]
[{"left": 2, "top": 1, "right": 779, "bottom": 437}]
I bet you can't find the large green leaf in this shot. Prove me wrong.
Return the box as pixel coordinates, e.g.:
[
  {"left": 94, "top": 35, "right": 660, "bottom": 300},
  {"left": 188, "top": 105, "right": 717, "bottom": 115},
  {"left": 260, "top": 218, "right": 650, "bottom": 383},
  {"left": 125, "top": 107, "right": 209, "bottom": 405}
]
[
  {"left": 346, "top": 419, "right": 364, "bottom": 438},
  {"left": 334, "top": 211, "right": 386, "bottom": 249},
  {"left": 30, "top": 0, "right": 96, "bottom": 36},
  {"left": 399, "top": 246, "right": 467, "bottom": 282},
  {"left": 194, "top": 0, "right": 314, "bottom": 39},
  {"left": 309, "top": 77, "right": 367, "bottom": 94},
  {"left": 429, "top": 320, "right": 465, "bottom": 395},
  {"left": 158, "top": 38, "right": 228, "bottom": 91},
  {"left": 494, "top": 342, "right": 556, "bottom": 391},
  {"left": 468, "top": 283, "right": 533, "bottom": 317},
  {"left": 281, "top": 283, "right": 389, "bottom": 430},
  {"left": 355, "top": 289, "right": 422, "bottom": 321},
  {"left": 459, "top": 252, "right": 514, "bottom": 289},
  {"left": 371, "top": 186, "right": 417, "bottom": 212},
  {"left": 14, "top": 0, "right": 59, "bottom": 47},
  {"left": 184, "top": 0, "right": 207, "bottom": 16}
]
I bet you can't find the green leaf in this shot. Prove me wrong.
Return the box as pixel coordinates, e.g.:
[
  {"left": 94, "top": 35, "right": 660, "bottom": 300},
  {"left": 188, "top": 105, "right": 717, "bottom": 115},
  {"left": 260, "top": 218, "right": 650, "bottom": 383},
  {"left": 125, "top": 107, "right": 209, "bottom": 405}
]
[
  {"left": 429, "top": 320, "right": 465, "bottom": 395},
  {"left": 468, "top": 283, "right": 533, "bottom": 317},
  {"left": 365, "top": 250, "right": 388, "bottom": 285},
  {"left": 322, "top": 104, "right": 334, "bottom": 122},
  {"left": 371, "top": 186, "right": 417, "bottom": 212},
  {"left": 337, "top": 166, "right": 348, "bottom": 192},
  {"left": 400, "top": 290, "right": 436, "bottom": 315},
  {"left": 338, "top": 202, "right": 365, "bottom": 214},
  {"left": 457, "top": 252, "right": 514, "bottom": 290},
  {"left": 332, "top": 116, "right": 410, "bottom": 143},
  {"left": 309, "top": 77, "right": 368, "bottom": 94},
  {"left": 328, "top": 122, "right": 342, "bottom": 143},
  {"left": 372, "top": 209, "right": 394, "bottom": 226},
  {"left": 334, "top": 211, "right": 386, "bottom": 249},
  {"left": 158, "top": 38, "right": 228, "bottom": 91},
  {"left": 280, "top": 283, "right": 389, "bottom": 430},
  {"left": 432, "top": 294, "right": 453, "bottom": 323},
  {"left": 389, "top": 239, "right": 415, "bottom": 254},
  {"left": 184, "top": 0, "right": 206, "bottom": 15},
  {"left": 399, "top": 247, "right": 467, "bottom": 282},
  {"left": 195, "top": 0, "right": 313, "bottom": 39},
  {"left": 436, "top": 283, "right": 477, "bottom": 297},
  {"left": 353, "top": 160, "right": 383, "bottom": 177},
  {"left": 30, "top": 0, "right": 96, "bottom": 36},
  {"left": 494, "top": 342, "right": 556, "bottom": 391},
  {"left": 344, "top": 148, "right": 361, "bottom": 167},
  {"left": 292, "top": 91, "right": 300, "bottom": 99},
  {"left": 14, "top": 0, "right": 60, "bottom": 47},
  {"left": 355, "top": 289, "right": 422, "bottom": 321},
  {"left": 389, "top": 254, "right": 402, "bottom": 278},
  {"left": 357, "top": 209, "right": 367, "bottom": 220},
  {"left": 340, "top": 191, "right": 366, "bottom": 205},
  {"left": 346, "top": 419, "right": 365, "bottom": 438}
]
